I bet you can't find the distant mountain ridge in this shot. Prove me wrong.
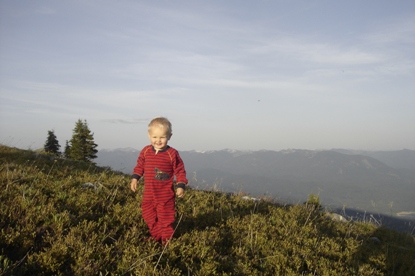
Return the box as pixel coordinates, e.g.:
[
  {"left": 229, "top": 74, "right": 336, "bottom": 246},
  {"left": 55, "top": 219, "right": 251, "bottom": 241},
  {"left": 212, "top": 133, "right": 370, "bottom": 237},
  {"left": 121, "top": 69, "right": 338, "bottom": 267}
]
[
  {"left": 96, "top": 148, "right": 415, "bottom": 217},
  {"left": 331, "top": 149, "right": 415, "bottom": 171}
]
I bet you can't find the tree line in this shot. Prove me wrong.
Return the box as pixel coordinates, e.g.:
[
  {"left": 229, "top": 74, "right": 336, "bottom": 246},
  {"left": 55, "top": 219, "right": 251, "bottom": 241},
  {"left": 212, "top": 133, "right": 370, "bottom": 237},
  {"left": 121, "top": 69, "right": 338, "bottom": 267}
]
[{"left": 44, "top": 119, "right": 98, "bottom": 162}]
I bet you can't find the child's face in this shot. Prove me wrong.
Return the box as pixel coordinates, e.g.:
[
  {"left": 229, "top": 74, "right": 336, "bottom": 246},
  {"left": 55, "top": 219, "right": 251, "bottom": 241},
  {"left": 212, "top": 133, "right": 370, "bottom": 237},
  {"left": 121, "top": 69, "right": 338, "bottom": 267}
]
[{"left": 148, "top": 126, "right": 171, "bottom": 151}]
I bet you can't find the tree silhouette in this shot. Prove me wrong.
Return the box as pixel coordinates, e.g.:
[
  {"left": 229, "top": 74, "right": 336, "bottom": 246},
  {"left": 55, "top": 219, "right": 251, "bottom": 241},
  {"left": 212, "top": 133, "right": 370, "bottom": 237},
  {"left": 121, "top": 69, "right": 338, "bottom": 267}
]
[
  {"left": 63, "top": 140, "right": 71, "bottom": 159},
  {"left": 68, "top": 119, "right": 98, "bottom": 162},
  {"left": 44, "top": 130, "right": 61, "bottom": 156}
]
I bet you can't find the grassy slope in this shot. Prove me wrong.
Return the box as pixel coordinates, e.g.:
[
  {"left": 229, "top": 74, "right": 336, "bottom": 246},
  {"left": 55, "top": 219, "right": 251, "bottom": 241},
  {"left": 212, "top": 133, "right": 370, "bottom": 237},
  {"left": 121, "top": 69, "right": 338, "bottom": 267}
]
[{"left": 1, "top": 145, "right": 414, "bottom": 275}]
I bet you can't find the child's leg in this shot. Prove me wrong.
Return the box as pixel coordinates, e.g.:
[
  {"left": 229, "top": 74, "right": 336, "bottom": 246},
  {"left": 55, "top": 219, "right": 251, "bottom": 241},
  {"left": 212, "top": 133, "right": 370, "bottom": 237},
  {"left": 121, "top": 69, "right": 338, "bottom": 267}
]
[
  {"left": 157, "top": 198, "right": 176, "bottom": 242},
  {"left": 141, "top": 200, "right": 162, "bottom": 242}
]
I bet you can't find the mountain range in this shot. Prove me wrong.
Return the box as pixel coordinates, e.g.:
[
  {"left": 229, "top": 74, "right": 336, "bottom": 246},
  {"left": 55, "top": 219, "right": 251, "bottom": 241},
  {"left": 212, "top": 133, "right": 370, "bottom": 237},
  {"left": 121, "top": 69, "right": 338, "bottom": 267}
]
[{"left": 96, "top": 148, "right": 415, "bottom": 221}]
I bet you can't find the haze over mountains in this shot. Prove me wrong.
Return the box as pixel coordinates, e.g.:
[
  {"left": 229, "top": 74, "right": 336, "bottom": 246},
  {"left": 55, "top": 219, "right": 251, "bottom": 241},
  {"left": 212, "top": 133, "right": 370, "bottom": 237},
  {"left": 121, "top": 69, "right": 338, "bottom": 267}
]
[{"left": 96, "top": 148, "right": 415, "bottom": 220}]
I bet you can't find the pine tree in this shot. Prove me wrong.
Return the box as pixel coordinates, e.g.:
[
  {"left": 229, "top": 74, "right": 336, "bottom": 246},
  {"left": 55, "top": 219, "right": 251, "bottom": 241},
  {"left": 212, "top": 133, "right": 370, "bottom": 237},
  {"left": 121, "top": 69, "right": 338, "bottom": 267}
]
[
  {"left": 44, "top": 130, "right": 61, "bottom": 156},
  {"left": 63, "top": 140, "right": 71, "bottom": 159},
  {"left": 68, "top": 119, "right": 98, "bottom": 162}
]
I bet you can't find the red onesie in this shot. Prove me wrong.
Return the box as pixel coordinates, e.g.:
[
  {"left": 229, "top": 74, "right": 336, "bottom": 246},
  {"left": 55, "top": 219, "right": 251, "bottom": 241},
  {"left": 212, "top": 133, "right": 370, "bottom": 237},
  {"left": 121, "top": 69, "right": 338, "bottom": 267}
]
[{"left": 132, "top": 145, "right": 188, "bottom": 242}]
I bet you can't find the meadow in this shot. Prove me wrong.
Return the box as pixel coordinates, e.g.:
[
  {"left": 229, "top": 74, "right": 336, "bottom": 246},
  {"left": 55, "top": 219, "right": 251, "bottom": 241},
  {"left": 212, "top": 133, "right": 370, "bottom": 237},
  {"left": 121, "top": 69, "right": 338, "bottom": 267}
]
[{"left": 1, "top": 145, "right": 414, "bottom": 275}]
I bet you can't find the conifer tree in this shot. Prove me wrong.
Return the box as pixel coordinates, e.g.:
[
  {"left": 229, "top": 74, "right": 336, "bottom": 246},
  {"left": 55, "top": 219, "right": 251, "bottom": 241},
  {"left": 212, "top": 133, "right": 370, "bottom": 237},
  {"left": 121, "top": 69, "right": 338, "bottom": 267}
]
[
  {"left": 68, "top": 119, "right": 98, "bottom": 162},
  {"left": 44, "top": 130, "right": 61, "bottom": 156},
  {"left": 63, "top": 140, "right": 71, "bottom": 159}
]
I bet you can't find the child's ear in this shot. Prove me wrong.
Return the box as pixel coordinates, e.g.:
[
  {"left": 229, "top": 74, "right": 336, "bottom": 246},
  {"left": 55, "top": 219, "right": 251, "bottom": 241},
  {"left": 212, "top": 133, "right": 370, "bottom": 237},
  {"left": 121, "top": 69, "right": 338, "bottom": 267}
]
[{"left": 168, "top": 133, "right": 173, "bottom": 140}]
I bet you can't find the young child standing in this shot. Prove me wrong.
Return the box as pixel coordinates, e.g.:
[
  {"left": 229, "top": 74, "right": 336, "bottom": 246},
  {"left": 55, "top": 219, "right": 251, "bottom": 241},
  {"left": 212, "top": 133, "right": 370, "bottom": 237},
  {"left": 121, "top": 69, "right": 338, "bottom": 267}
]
[{"left": 130, "top": 117, "right": 188, "bottom": 243}]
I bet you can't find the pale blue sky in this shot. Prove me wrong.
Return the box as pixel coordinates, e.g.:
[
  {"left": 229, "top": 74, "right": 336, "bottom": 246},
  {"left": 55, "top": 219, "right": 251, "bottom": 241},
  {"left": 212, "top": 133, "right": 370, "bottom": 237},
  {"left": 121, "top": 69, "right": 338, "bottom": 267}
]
[{"left": 1, "top": 0, "right": 414, "bottom": 151}]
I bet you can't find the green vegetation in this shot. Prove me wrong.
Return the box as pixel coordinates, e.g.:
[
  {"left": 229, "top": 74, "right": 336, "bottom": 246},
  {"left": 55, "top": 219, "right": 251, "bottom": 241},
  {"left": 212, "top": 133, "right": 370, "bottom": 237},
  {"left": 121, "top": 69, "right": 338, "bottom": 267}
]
[
  {"left": 65, "top": 119, "right": 98, "bottom": 162},
  {"left": 1, "top": 145, "right": 414, "bottom": 275},
  {"left": 44, "top": 130, "right": 61, "bottom": 157},
  {"left": 43, "top": 119, "right": 98, "bottom": 163}
]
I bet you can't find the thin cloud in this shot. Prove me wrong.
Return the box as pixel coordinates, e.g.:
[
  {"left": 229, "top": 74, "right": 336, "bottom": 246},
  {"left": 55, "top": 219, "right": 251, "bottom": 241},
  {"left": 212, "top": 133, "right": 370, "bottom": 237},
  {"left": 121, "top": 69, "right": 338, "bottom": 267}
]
[
  {"left": 102, "top": 119, "right": 149, "bottom": 125},
  {"left": 249, "top": 36, "right": 381, "bottom": 66},
  {"left": 363, "top": 14, "right": 415, "bottom": 45}
]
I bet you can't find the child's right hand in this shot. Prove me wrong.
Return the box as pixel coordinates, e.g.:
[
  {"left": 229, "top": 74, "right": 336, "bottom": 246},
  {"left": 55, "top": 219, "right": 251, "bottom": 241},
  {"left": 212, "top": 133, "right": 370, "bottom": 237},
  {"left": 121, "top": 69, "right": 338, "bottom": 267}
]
[{"left": 130, "top": 179, "right": 138, "bottom": 192}]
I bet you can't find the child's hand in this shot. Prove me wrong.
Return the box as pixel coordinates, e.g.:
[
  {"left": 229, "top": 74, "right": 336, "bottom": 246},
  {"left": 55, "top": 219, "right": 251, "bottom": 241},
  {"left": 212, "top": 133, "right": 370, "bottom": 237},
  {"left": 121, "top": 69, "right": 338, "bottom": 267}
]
[
  {"left": 176, "top": 187, "right": 184, "bottom": 198},
  {"left": 130, "top": 179, "right": 138, "bottom": 192}
]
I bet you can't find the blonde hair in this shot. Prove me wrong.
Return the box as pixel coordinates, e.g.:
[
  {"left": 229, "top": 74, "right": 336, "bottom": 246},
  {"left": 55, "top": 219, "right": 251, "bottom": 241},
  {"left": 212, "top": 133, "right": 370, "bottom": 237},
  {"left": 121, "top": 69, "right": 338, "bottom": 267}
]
[{"left": 148, "top": 117, "right": 172, "bottom": 135}]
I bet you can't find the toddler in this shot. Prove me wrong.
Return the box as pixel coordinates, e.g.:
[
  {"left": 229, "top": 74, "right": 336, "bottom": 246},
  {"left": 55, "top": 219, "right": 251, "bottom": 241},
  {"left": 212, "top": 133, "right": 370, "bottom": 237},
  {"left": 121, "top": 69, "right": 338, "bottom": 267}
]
[{"left": 130, "top": 117, "right": 187, "bottom": 243}]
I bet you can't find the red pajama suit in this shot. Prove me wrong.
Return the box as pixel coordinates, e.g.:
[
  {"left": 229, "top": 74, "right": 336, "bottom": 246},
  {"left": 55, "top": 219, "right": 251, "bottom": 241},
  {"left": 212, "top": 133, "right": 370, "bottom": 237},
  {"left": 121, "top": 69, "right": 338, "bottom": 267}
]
[{"left": 132, "top": 145, "right": 188, "bottom": 242}]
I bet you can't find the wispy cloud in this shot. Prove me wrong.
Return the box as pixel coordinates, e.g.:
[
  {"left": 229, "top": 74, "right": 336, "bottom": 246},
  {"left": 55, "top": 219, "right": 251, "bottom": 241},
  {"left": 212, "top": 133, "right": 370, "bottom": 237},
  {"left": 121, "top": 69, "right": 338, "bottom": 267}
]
[
  {"left": 363, "top": 14, "right": 415, "bottom": 45},
  {"left": 101, "top": 119, "right": 149, "bottom": 124},
  {"left": 248, "top": 35, "right": 381, "bottom": 66}
]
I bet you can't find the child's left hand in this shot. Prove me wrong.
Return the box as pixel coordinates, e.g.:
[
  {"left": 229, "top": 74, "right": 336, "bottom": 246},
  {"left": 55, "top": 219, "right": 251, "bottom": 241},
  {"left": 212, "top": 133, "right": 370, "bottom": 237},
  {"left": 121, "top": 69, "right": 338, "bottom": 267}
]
[{"left": 176, "top": 187, "right": 184, "bottom": 198}]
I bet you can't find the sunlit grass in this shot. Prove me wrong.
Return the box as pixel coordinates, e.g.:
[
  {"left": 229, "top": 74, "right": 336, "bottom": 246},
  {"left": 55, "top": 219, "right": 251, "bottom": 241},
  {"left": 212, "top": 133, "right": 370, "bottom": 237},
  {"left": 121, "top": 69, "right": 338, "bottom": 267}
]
[{"left": 1, "top": 145, "right": 414, "bottom": 275}]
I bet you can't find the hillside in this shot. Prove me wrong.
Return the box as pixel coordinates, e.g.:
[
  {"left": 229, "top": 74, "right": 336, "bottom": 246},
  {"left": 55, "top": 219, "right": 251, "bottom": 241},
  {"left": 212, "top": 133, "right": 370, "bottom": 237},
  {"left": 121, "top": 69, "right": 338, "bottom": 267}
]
[{"left": 1, "top": 145, "right": 415, "bottom": 275}]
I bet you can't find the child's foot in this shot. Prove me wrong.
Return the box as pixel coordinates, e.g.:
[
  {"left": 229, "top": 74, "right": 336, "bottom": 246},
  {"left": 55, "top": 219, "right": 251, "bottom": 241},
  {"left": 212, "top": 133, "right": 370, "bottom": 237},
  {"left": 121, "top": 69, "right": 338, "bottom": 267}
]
[{"left": 161, "top": 239, "right": 172, "bottom": 248}]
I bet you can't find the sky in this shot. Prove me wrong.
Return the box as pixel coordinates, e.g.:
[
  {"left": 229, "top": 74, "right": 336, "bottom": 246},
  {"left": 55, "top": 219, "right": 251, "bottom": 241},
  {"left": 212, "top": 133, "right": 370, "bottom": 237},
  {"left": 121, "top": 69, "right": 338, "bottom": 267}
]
[{"left": 1, "top": 0, "right": 414, "bottom": 152}]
